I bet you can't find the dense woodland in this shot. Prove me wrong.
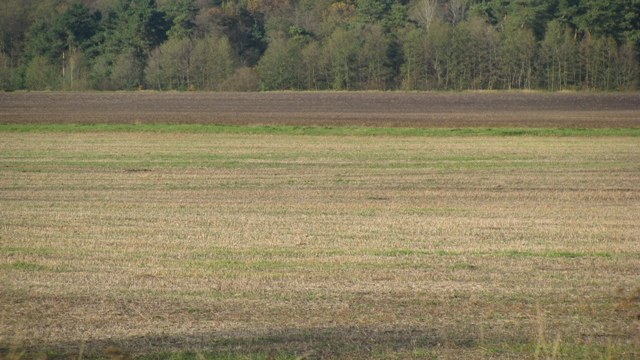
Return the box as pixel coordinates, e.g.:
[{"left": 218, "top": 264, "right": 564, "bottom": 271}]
[{"left": 1, "top": 0, "right": 639, "bottom": 91}]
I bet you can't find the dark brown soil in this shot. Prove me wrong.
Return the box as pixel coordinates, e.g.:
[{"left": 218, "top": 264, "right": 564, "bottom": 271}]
[{"left": 1, "top": 91, "right": 639, "bottom": 127}]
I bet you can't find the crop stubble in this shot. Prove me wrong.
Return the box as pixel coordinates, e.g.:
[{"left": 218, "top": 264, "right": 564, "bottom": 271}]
[{"left": 0, "top": 130, "right": 639, "bottom": 358}]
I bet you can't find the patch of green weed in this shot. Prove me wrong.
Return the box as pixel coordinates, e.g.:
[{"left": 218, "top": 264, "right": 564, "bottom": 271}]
[
  {"left": 3, "top": 261, "right": 48, "bottom": 271},
  {"left": 451, "top": 262, "right": 478, "bottom": 270}
]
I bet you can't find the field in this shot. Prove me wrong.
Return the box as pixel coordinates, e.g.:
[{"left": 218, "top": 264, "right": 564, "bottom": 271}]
[
  {"left": 0, "top": 92, "right": 639, "bottom": 359},
  {"left": 1, "top": 91, "right": 640, "bottom": 128}
]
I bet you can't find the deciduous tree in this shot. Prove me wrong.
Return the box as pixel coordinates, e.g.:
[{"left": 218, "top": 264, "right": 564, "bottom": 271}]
[
  {"left": 325, "top": 27, "right": 361, "bottom": 90},
  {"left": 145, "top": 37, "right": 193, "bottom": 90},
  {"left": 25, "top": 56, "right": 60, "bottom": 90},
  {"left": 410, "top": 0, "right": 439, "bottom": 31},
  {"left": 500, "top": 27, "right": 536, "bottom": 89},
  {"left": 191, "top": 34, "right": 235, "bottom": 90},
  {"left": 401, "top": 26, "right": 429, "bottom": 90},
  {"left": 257, "top": 35, "right": 303, "bottom": 90}
]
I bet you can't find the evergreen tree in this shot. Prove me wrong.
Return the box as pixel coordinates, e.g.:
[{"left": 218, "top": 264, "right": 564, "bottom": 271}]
[
  {"left": 163, "top": 0, "right": 198, "bottom": 40},
  {"left": 100, "top": 0, "right": 170, "bottom": 88}
]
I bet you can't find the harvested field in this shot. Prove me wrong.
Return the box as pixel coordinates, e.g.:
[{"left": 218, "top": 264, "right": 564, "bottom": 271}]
[
  {"left": 1, "top": 130, "right": 639, "bottom": 359},
  {"left": 1, "top": 91, "right": 640, "bottom": 128}
]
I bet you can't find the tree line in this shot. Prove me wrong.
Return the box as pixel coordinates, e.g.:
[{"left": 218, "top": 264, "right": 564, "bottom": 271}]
[{"left": 1, "top": 0, "right": 638, "bottom": 91}]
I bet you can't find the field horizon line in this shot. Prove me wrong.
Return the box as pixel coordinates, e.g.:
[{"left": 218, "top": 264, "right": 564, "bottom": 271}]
[{"left": 1, "top": 124, "right": 639, "bottom": 137}]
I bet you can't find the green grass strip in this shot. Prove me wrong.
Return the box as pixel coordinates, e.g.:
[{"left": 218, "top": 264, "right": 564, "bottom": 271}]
[{"left": 1, "top": 124, "right": 639, "bottom": 137}]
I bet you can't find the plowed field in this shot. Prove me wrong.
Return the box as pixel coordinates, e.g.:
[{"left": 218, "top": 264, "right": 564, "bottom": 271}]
[{"left": 1, "top": 91, "right": 639, "bottom": 127}]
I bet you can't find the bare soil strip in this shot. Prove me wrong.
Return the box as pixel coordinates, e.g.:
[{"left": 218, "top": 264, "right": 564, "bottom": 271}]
[{"left": 1, "top": 91, "right": 639, "bottom": 128}]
